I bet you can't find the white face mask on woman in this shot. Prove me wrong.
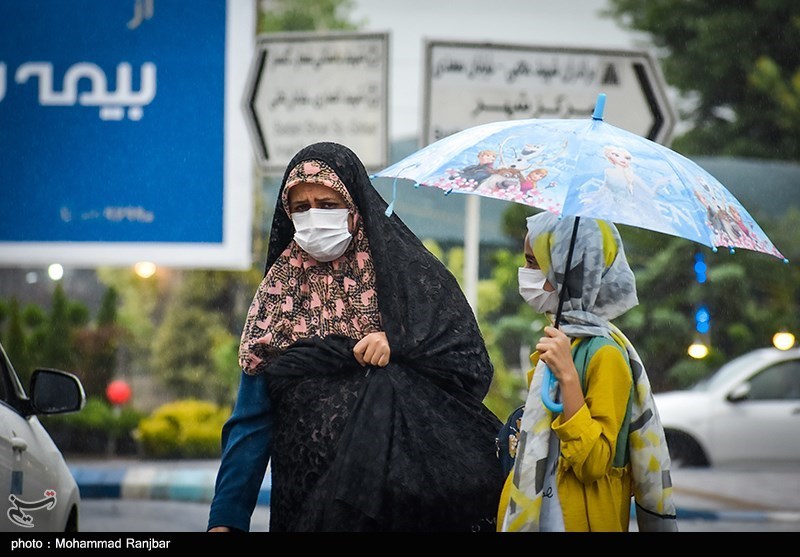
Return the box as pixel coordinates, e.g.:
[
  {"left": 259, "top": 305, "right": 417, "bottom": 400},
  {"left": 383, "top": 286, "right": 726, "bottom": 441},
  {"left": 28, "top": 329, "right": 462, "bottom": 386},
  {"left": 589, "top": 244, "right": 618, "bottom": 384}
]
[
  {"left": 292, "top": 208, "right": 353, "bottom": 262},
  {"left": 518, "top": 267, "right": 560, "bottom": 315}
]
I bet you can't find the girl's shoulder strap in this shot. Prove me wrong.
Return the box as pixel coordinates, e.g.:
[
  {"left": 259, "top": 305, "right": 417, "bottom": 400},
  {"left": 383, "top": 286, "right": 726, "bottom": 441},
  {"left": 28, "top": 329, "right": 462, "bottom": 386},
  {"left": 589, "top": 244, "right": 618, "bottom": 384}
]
[
  {"left": 572, "top": 335, "right": 633, "bottom": 468},
  {"left": 572, "top": 336, "right": 629, "bottom": 383}
]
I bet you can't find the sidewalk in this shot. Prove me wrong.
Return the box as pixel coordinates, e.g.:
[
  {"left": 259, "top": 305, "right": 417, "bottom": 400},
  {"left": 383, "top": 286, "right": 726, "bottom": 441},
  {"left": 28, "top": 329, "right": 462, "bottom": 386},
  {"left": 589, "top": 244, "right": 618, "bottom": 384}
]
[
  {"left": 68, "top": 458, "right": 271, "bottom": 507},
  {"left": 67, "top": 458, "right": 800, "bottom": 524},
  {"left": 669, "top": 466, "right": 800, "bottom": 524}
]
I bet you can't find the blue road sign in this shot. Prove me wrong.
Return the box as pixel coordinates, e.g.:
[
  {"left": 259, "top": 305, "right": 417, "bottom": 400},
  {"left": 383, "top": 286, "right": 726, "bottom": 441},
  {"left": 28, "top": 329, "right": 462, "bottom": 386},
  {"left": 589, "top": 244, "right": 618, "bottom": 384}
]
[{"left": 0, "top": 0, "right": 255, "bottom": 269}]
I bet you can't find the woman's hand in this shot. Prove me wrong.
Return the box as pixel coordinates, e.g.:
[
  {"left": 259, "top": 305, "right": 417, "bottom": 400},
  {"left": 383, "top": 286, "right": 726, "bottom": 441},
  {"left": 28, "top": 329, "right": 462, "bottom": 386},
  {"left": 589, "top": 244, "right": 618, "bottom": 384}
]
[
  {"left": 353, "top": 331, "right": 391, "bottom": 367},
  {"left": 208, "top": 526, "right": 231, "bottom": 532}
]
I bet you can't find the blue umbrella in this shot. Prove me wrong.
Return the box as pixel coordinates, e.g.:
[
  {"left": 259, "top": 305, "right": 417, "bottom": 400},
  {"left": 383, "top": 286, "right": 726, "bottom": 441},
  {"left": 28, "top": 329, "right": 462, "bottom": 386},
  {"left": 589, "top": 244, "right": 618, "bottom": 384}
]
[
  {"left": 374, "top": 93, "right": 785, "bottom": 261},
  {"left": 373, "top": 93, "right": 788, "bottom": 411}
]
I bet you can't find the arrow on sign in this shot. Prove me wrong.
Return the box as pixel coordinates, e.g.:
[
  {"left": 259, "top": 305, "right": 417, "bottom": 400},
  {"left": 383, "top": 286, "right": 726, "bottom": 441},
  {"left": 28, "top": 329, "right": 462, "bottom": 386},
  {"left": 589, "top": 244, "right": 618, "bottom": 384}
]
[
  {"left": 629, "top": 61, "right": 669, "bottom": 142},
  {"left": 242, "top": 32, "right": 389, "bottom": 174}
]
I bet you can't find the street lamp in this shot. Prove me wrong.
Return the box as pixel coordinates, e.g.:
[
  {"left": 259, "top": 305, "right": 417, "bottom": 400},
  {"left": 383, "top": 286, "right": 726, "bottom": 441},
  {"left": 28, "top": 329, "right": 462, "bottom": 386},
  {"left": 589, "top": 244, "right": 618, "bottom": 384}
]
[
  {"left": 688, "top": 340, "right": 709, "bottom": 359},
  {"left": 134, "top": 261, "right": 157, "bottom": 279},
  {"left": 48, "top": 263, "right": 63, "bottom": 281},
  {"left": 773, "top": 331, "right": 796, "bottom": 351}
]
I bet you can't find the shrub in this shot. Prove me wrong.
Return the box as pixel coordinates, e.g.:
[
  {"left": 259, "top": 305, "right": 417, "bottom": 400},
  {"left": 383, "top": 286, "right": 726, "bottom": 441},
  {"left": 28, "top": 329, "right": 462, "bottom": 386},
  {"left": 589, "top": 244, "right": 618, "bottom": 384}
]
[
  {"left": 40, "top": 396, "right": 143, "bottom": 455},
  {"left": 134, "top": 399, "right": 230, "bottom": 459}
]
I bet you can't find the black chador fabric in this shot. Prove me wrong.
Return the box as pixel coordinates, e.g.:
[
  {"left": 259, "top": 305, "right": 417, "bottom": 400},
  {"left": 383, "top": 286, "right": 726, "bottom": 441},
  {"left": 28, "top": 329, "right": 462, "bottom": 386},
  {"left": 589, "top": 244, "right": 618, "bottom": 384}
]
[{"left": 260, "top": 142, "right": 505, "bottom": 532}]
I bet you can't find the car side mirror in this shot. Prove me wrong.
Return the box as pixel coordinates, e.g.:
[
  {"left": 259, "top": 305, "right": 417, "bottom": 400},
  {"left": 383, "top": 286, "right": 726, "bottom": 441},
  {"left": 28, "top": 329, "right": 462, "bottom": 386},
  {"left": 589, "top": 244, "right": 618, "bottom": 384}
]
[
  {"left": 726, "top": 382, "right": 751, "bottom": 403},
  {"left": 29, "top": 368, "right": 86, "bottom": 415}
]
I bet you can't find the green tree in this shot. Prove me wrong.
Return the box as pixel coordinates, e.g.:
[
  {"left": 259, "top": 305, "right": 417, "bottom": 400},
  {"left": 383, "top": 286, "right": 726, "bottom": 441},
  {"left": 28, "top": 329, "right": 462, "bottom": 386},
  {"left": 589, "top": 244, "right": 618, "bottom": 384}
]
[
  {"left": 40, "top": 283, "right": 76, "bottom": 372},
  {"left": 95, "top": 267, "right": 172, "bottom": 405},
  {"left": 615, "top": 208, "right": 799, "bottom": 390},
  {"left": 151, "top": 306, "right": 236, "bottom": 404},
  {"left": 4, "top": 298, "right": 32, "bottom": 386},
  {"left": 258, "top": 0, "right": 359, "bottom": 32},
  {"left": 0, "top": 299, "right": 7, "bottom": 330},
  {"left": 150, "top": 271, "right": 249, "bottom": 403},
  {"left": 97, "top": 286, "right": 119, "bottom": 327},
  {"left": 605, "top": 0, "right": 800, "bottom": 160},
  {"left": 73, "top": 287, "right": 126, "bottom": 398},
  {"left": 478, "top": 244, "right": 551, "bottom": 417}
]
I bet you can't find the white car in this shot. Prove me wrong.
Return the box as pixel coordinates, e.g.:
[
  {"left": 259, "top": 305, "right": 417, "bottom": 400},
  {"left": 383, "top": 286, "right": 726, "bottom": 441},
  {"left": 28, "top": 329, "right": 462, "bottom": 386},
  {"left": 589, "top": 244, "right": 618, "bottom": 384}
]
[
  {"left": 0, "top": 341, "right": 86, "bottom": 532},
  {"left": 655, "top": 346, "right": 800, "bottom": 468}
]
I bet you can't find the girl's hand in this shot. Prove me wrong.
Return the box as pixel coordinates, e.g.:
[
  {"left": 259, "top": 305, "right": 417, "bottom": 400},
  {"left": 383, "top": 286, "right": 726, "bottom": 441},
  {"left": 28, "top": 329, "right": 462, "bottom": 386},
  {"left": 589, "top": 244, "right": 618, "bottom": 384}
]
[
  {"left": 536, "top": 326, "right": 577, "bottom": 383},
  {"left": 353, "top": 331, "right": 391, "bottom": 367},
  {"left": 536, "top": 326, "right": 583, "bottom": 419}
]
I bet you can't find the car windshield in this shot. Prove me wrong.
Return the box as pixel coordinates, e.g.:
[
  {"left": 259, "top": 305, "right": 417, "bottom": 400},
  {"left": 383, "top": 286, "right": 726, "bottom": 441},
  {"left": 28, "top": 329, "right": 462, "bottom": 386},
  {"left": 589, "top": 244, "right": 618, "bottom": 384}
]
[{"left": 692, "top": 350, "right": 778, "bottom": 392}]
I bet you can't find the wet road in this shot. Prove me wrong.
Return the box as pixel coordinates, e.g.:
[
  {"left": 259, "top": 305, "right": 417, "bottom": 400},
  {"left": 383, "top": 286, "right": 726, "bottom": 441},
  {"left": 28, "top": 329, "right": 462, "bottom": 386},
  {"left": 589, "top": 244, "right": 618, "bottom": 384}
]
[{"left": 69, "top": 459, "right": 800, "bottom": 533}]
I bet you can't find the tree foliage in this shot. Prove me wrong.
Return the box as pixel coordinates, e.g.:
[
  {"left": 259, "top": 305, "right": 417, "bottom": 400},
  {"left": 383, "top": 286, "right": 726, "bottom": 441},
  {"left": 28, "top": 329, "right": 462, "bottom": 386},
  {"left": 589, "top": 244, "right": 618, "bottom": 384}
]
[
  {"left": 615, "top": 210, "right": 799, "bottom": 390},
  {"left": 95, "top": 267, "right": 165, "bottom": 376},
  {"left": 149, "top": 271, "right": 252, "bottom": 404},
  {"left": 72, "top": 287, "right": 125, "bottom": 398},
  {"left": 600, "top": 0, "right": 800, "bottom": 382},
  {"left": 4, "top": 298, "right": 32, "bottom": 386},
  {"left": 40, "top": 283, "right": 77, "bottom": 372},
  {"left": 0, "top": 284, "right": 132, "bottom": 398},
  {"left": 258, "top": 0, "right": 359, "bottom": 32},
  {"left": 605, "top": 0, "right": 800, "bottom": 160}
]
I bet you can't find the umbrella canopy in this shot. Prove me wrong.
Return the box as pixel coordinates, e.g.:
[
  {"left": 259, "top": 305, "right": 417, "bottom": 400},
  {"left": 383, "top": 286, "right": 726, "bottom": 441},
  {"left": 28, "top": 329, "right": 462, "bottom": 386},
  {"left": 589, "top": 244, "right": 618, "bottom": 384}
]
[
  {"left": 373, "top": 94, "right": 786, "bottom": 261},
  {"left": 372, "top": 93, "right": 788, "bottom": 412}
]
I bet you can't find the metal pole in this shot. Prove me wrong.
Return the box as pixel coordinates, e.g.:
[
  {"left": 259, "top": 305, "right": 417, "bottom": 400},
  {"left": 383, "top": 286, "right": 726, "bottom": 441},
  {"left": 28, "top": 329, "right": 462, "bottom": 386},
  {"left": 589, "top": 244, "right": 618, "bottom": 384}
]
[{"left": 464, "top": 195, "right": 480, "bottom": 315}]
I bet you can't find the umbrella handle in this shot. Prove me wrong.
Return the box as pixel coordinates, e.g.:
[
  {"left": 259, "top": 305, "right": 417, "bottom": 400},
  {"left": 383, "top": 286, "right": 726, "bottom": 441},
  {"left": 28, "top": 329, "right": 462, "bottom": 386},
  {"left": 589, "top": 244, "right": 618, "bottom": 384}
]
[
  {"left": 541, "top": 365, "right": 563, "bottom": 413},
  {"left": 542, "top": 216, "right": 580, "bottom": 415}
]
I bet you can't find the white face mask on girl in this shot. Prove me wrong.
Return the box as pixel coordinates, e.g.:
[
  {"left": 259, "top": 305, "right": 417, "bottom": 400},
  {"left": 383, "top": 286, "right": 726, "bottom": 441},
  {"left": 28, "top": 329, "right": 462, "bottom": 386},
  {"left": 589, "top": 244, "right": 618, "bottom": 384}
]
[
  {"left": 518, "top": 267, "right": 560, "bottom": 315},
  {"left": 292, "top": 208, "right": 353, "bottom": 262}
]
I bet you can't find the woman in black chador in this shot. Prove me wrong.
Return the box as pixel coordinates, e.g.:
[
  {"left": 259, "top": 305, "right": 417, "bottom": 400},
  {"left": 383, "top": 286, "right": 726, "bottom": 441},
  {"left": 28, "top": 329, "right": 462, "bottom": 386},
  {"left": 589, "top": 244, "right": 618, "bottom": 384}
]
[{"left": 208, "top": 141, "right": 504, "bottom": 532}]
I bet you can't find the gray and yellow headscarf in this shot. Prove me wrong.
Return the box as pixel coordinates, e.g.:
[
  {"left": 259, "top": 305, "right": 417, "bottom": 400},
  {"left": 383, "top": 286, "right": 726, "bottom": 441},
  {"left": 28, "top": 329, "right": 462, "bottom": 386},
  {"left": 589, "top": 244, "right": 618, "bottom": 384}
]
[
  {"left": 526, "top": 211, "right": 638, "bottom": 337},
  {"left": 500, "top": 212, "right": 678, "bottom": 532}
]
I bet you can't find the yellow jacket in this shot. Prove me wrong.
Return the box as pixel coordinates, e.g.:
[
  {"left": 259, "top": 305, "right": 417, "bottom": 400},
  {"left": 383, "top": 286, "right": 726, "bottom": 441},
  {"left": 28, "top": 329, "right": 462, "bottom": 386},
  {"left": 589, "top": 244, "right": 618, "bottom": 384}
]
[{"left": 498, "top": 339, "right": 634, "bottom": 532}]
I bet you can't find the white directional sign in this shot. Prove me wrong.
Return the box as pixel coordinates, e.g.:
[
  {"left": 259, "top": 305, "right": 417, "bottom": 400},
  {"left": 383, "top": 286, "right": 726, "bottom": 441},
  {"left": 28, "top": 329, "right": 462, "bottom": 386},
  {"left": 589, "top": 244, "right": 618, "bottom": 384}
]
[
  {"left": 424, "top": 41, "right": 676, "bottom": 145},
  {"left": 243, "top": 31, "right": 389, "bottom": 174}
]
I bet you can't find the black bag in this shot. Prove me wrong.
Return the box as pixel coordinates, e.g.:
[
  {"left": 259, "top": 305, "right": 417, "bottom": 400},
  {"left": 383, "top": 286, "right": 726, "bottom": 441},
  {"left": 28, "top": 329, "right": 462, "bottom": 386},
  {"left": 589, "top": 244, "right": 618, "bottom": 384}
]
[{"left": 495, "top": 405, "right": 525, "bottom": 477}]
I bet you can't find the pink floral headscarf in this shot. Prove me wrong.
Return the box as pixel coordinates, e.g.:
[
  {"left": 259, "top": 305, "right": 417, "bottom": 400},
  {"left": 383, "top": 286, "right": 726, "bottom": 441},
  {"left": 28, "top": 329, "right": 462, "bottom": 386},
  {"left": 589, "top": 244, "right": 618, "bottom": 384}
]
[{"left": 238, "top": 160, "right": 382, "bottom": 375}]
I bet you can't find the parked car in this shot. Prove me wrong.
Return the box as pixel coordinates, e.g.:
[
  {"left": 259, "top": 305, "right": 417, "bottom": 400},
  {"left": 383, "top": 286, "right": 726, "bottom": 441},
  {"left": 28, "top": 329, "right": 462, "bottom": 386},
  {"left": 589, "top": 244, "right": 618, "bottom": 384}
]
[
  {"left": 655, "top": 346, "right": 800, "bottom": 468},
  {"left": 0, "top": 341, "right": 85, "bottom": 532}
]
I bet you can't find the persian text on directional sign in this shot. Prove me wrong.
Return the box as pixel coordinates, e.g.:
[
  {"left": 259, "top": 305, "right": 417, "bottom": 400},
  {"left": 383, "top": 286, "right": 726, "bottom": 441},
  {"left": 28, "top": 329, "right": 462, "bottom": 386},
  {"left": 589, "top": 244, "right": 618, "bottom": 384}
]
[
  {"left": 423, "top": 41, "right": 676, "bottom": 145},
  {"left": 244, "top": 31, "right": 389, "bottom": 174},
  {"left": 0, "top": 0, "right": 254, "bottom": 269}
]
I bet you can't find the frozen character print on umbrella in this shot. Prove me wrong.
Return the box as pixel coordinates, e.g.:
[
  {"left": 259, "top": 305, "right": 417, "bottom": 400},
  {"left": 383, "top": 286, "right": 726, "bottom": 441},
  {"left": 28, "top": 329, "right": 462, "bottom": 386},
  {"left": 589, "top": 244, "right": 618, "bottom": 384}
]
[
  {"left": 693, "top": 176, "right": 764, "bottom": 252},
  {"left": 577, "top": 145, "right": 669, "bottom": 227},
  {"left": 476, "top": 166, "right": 527, "bottom": 196},
  {"left": 448, "top": 149, "right": 497, "bottom": 190},
  {"left": 474, "top": 139, "right": 556, "bottom": 199},
  {"left": 521, "top": 167, "right": 549, "bottom": 196}
]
